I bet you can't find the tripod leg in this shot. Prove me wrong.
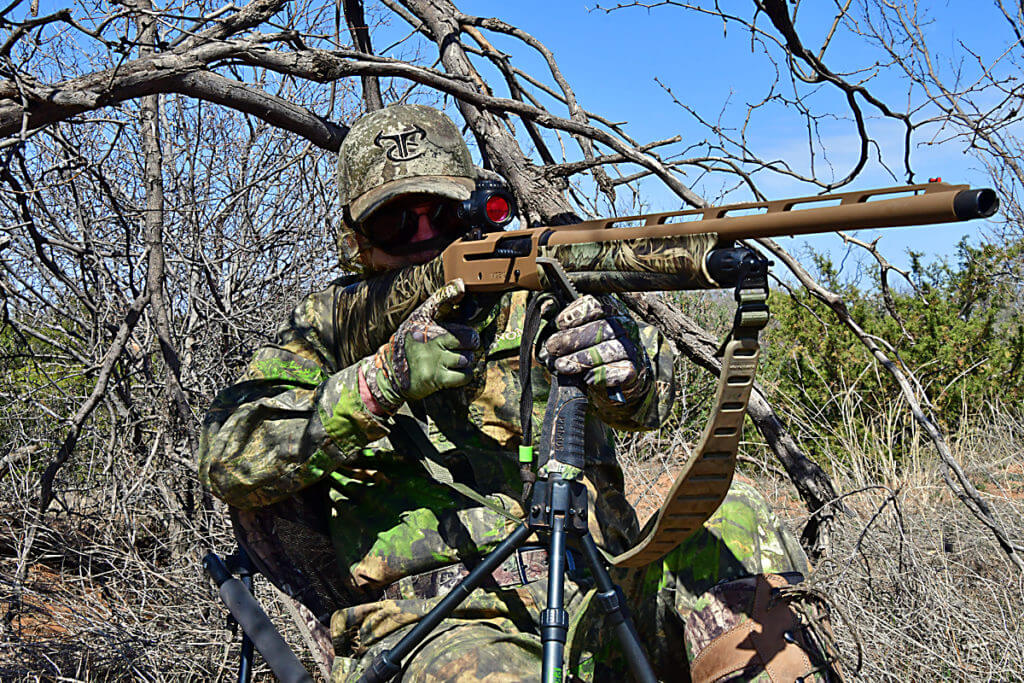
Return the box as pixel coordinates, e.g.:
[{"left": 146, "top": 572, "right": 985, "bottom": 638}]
[
  {"left": 579, "top": 534, "right": 658, "bottom": 683},
  {"left": 358, "top": 522, "right": 534, "bottom": 683},
  {"left": 541, "top": 514, "right": 570, "bottom": 683},
  {"left": 239, "top": 573, "right": 255, "bottom": 683}
]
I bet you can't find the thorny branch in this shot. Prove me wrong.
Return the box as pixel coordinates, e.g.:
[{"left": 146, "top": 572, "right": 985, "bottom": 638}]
[{"left": 837, "top": 231, "right": 918, "bottom": 344}]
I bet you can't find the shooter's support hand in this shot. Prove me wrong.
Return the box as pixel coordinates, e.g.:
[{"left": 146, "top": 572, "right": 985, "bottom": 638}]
[{"left": 543, "top": 295, "right": 652, "bottom": 405}]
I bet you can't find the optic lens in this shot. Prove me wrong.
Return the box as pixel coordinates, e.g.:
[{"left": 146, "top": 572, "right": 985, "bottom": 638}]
[{"left": 485, "top": 196, "right": 511, "bottom": 224}]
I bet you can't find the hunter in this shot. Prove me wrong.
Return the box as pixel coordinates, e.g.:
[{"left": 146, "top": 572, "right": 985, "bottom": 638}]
[{"left": 199, "top": 104, "right": 837, "bottom": 682}]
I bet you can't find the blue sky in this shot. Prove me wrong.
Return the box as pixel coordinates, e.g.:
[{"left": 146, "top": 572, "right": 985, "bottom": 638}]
[{"left": 449, "top": 1, "right": 1012, "bottom": 275}]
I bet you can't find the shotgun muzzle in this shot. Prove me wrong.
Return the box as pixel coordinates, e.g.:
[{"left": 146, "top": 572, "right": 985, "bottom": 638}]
[{"left": 953, "top": 188, "right": 999, "bottom": 220}]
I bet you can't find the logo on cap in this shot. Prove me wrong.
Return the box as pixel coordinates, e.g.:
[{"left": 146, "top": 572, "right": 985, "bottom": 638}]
[{"left": 374, "top": 125, "right": 427, "bottom": 162}]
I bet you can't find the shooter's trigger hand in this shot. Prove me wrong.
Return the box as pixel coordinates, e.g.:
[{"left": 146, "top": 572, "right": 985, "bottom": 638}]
[
  {"left": 543, "top": 295, "right": 651, "bottom": 404},
  {"left": 361, "top": 279, "right": 479, "bottom": 415}
]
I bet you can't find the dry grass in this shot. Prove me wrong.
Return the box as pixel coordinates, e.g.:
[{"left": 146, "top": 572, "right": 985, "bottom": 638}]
[
  {"left": 0, "top": 448, "right": 322, "bottom": 681},
  {"left": 623, "top": 403, "right": 1024, "bottom": 681},
  {"left": 2, "top": 399, "right": 1023, "bottom": 680},
  {"left": 788, "top": 408, "right": 1024, "bottom": 681}
]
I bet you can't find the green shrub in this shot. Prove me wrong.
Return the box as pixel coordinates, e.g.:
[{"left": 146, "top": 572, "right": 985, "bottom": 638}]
[{"left": 755, "top": 238, "right": 1024, "bottom": 464}]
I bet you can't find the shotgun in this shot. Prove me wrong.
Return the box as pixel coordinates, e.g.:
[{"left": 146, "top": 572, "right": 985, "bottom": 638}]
[{"left": 335, "top": 181, "right": 998, "bottom": 365}]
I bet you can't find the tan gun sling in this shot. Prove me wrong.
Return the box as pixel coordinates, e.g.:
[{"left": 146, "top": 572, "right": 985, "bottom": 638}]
[{"left": 612, "top": 266, "right": 769, "bottom": 568}]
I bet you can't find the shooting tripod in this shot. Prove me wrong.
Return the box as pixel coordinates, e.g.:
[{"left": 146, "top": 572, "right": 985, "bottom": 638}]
[
  {"left": 358, "top": 446, "right": 655, "bottom": 683},
  {"left": 359, "top": 311, "right": 657, "bottom": 683}
]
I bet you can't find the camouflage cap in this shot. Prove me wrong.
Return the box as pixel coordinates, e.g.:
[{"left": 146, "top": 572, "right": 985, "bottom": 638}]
[{"left": 338, "top": 105, "right": 477, "bottom": 225}]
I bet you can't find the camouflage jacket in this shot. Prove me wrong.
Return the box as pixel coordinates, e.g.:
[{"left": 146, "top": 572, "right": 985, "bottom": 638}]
[{"left": 199, "top": 282, "right": 676, "bottom": 592}]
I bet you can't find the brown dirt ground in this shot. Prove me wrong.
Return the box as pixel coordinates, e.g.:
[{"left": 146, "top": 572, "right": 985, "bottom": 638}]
[{"left": 1, "top": 563, "right": 112, "bottom": 649}]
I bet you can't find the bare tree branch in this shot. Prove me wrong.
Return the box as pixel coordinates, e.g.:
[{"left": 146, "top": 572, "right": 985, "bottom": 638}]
[{"left": 343, "top": 0, "right": 383, "bottom": 111}]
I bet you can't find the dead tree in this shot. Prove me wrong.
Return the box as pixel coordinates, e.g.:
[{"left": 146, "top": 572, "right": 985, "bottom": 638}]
[{"left": 4, "top": 0, "right": 1020, "bottom": 577}]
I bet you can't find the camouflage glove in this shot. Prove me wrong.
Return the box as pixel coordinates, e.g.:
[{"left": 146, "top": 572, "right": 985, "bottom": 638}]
[
  {"left": 361, "top": 279, "right": 479, "bottom": 415},
  {"left": 543, "top": 295, "right": 653, "bottom": 405}
]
